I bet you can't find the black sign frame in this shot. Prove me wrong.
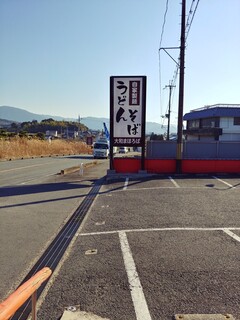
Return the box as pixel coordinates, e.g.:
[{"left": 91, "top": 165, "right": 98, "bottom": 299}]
[{"left": 110, "top": 75, "right": 147, "bottom": 170}]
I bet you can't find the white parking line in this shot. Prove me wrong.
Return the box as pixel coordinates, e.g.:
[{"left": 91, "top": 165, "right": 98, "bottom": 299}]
[
  {"left": 123, "top": 177, "right": 129, "bottom": 190},
  {"left": 168, "top": 176, "right": 180, "bottom": 188},
  {"left": 223, "top": 229, "right": 240, "bottom": 243},
  {"left": 79, "top": 227, "right": 240, "bottom": 237},
  {"left": 213, "top": 176, "right": 235, "bottom": 189},
  {"left": 119, "top": 231, "right": 152, "bottom": 320},
  {"left": 111, "top": 186, "right": 210, "bottom": 193}
]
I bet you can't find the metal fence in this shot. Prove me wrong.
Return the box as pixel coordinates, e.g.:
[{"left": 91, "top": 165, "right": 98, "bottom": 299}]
[{"left": 146, "top": 140, "right": 240, "bottom": 159}]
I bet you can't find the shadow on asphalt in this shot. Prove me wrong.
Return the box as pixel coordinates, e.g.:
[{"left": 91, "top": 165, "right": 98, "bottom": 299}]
[
  {"left": 0, "top": 177, "right": 145, "bottom": 209},
  {"left": 1, "top": 174, "right": 239, "bottom": 209},
  {"left": 0, "top": 180, "right": 96, "bottom": 197}
]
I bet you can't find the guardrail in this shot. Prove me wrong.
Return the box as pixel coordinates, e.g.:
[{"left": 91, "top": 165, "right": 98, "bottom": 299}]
[{"left": 0, "top": 267, "right": 52, "bottom": 320}]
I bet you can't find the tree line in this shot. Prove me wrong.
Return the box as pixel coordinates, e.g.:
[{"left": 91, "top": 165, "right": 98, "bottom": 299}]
[
  {"left": 18, "top": 118, "right": 88, "bottom": 133},
  {"left": 0, "top": 118, "right": 89, "bottom": 139}
]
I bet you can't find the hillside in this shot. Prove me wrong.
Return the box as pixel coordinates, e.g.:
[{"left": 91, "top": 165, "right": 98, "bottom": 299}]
[
  {"left": 0, "top": 118, "right": 16, "bottom": 128},
  {"left": 0, "top": 106, "right": 71, "bottom": 122},
  {"left": 0, "top": 105, "right": 176, "bottom": 134}
]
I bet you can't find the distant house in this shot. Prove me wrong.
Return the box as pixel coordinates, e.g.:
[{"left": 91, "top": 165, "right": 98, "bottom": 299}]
[
  {"left": 46, "top": 130, "right": 58, "bottom": 138},
  {"left": 183, "top": 104, "right": 240, "bottom": 141},
  {"left": 62, "top": 129, "right": 79, "bottom": 139}
]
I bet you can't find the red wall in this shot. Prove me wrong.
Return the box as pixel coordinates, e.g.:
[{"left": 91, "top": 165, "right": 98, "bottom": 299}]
[
  {"left": 145, "top": 159, "right": 176, "bottom": 173},
  {"left": 182, "top": 159, "right": 240, "bottom": 173},
  {"left": 113, "top": 158, "right": 141, "bottom": 173},
  {"left": 113, "top": 158, "right": 240, "bottom": 174}
]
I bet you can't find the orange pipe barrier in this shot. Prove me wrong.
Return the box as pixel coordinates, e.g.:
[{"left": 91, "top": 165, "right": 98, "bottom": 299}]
[{"left": 0, "top": 267, "right": 52, "bottom": 320}]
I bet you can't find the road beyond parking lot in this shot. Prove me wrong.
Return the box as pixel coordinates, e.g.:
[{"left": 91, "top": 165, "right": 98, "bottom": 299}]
[{"left": 30, "top": 173, "right": 240, "bottom": 319}]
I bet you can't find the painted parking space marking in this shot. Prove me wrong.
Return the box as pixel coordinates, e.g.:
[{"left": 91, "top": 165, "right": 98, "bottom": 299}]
[
  {"left": 78, "top": 226, "right": 240, "bottom": 318},
  {"left": 119, "top": 231, "right": 152, "bottom": 320},
  {"left": 168, "top": 176, "right": 180, "bottom": 188},
  {"left": 79, "top": 227, "right": 240, "bottom": 237},
  {"left": 212, "top": 176, "right": 235, "bottom": 189},
  {"left": 117, "top": 186, "right": 178, "bottom": 192},
  {"left": 79, "top": 176, "right": 240, "bottom": 318},
  {"left": 109, "top": 184, "right": 203, "bottom": 193},
  {"left": 107, "top": 176, "right": 240, "bottom": 192},
  {"left": 123, "top": 177, "right": 129, "bottom": 190},
  {"left": 223, "top": 229, "right": 240, "bottom": 243}
]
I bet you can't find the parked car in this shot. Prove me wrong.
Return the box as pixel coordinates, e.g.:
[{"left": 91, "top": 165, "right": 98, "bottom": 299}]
[{"left": 119, "top": 147, "right": 128, "bottom": 154}]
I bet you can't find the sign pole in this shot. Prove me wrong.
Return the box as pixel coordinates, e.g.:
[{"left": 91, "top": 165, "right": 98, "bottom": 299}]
[
  {"left": 109, "top": 77, "right": 114, "bottom": 170},
  {"left": 141, "top": 76, "right": 147, "bottom": 170}
]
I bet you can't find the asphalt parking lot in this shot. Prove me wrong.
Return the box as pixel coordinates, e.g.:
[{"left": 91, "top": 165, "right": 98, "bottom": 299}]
[{"left": 38, "top": 174, "right": 240, "bottom": 320}]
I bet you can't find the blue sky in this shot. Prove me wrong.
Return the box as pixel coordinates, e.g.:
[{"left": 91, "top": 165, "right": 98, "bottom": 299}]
[{"left": 0, "top": 0, "right": 240, "bottom": 126}]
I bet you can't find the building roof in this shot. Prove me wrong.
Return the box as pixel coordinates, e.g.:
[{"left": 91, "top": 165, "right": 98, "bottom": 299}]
[{"left": 183, "top": 104, "right": 240, "bottom": 121}]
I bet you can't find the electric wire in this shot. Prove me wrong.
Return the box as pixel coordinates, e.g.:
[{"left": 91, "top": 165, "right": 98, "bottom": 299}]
[
  {"left": 158, "top": 0, "right": 200, "bottom": 132},
  {"left": 186, "top": 0, "right": 200, "bottom": 41},
  {"left": 159, "top": 0, "right": 169, "bottom": 50},
  {"left": 158, "top": 0, "right": 169, "bottom": 125},
  {"left": 164, "top": 1, "right": 201, "bottom": 126}
]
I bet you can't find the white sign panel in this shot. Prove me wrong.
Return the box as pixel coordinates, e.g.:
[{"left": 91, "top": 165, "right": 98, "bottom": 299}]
[{"left": 110, "top": 76, "right": 146, "bottom": 146}]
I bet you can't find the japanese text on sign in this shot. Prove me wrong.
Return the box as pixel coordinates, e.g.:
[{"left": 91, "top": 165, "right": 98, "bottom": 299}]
[
  {"left": 113, "top": 78, "right": 142, "bottom": 139},
  {"left": 110, "top": 76, "right": 146, "bottom": 147}
]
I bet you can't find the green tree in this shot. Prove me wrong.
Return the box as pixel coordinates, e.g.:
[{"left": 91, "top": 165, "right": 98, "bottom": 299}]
[
  {"left": 19, "top": 131, "right": 28, "bottom": 138},
  {"left": 36, "top": 132, "right": 45, "bottom": 140}
]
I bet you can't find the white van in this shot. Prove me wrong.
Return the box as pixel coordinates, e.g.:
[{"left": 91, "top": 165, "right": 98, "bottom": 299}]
[{"left": 93, "top": 141, "right": 109, "bottom": 159}]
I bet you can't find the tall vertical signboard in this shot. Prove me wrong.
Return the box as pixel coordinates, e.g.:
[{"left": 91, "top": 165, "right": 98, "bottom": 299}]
[{"left": 110, "top": 76, "right": 147, "bottom": 170}]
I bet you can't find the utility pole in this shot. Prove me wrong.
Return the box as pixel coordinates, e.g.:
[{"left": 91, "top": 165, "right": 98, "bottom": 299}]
[
  {"left": 165, "top": 82, "right": 176, "bottom": 140},
  {"left": 176, "top": 0, "right": 186, "bottom": 173},
  {"left": 78, "top": 115, "right": 81, "bottom": 139}
]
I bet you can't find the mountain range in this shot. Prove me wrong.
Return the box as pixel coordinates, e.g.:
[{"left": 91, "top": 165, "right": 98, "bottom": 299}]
[{"left": 0, "top": 105, "right": 176, "bottom": 134}]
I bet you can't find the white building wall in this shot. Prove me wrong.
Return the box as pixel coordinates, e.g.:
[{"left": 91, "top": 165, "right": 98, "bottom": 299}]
[
  {"left": 46, "top": 130, "right": 58, "bottom": 137},
  {"left": 220, "top": 117, "right": 230, "bottom": 129},
  {"left": 220, "top": 133, "right": 240, "bottom": 141},
  {"left": 219, "top": 117, "right": 240, "bottom": 141},
  {"left": 186, "top": 116, "right": 240, "bottom": 141}
]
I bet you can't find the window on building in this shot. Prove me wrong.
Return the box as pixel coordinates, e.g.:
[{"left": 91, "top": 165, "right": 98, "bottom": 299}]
[
  {"left": 188, "top": 119, "right": 200, "bottom": 129},
  {"left": 201, "top": 117, "right": 219, "bottom": 128},
  {"left": 233, "top": 117, "right": 240, "bottom": 125}
]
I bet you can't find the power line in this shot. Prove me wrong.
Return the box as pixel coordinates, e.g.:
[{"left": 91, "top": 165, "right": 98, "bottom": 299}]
[
  {"left": 158, "top": 0, "right": 169, "bottom": 122},
  {"left": 159, "top": 0, "right": 200, "bottom": 128},
  {"left": 171, "top": 0, "right": 200, "bottom": 83},
  {"left": 159, "top": 0, "right": 181, "bottom": 127},
  {"left": 186, "top": 0, "right": 200, "bottom": 40},
  {"left": 159, "top": 0, "right": 169, "bottom": 49},
  {"left": 166, "top": 0, "right": 201, "bottom": 112}
]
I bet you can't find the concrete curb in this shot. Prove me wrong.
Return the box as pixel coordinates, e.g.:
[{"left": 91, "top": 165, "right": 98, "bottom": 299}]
[
  {"left": 106, "top": 169, "right": 157, "bottom": 181},
  {"left": 60, "top": 161, "right": 97, "bottom": 175}
]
